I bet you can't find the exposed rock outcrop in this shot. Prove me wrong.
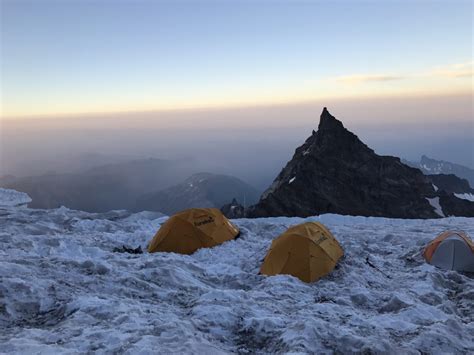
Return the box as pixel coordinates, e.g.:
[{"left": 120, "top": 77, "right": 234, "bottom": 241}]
[
  {"left": 438, "top": 191, "right": 474, "bottom": 217},
  {"left": 427, "top": 174, "right": 474, "bottom": 194},
  {"left": 221, "top": 198, "right": 246, "bottom": 219}
]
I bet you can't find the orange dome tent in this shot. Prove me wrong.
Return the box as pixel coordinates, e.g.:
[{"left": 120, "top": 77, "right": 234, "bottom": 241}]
[
  {"left": 260, "top": 222, "right": 343, "bottom": 283},
  {"left": 148, "top": 208, "right": 239, "bottom": 254},
  {"left": 423, "top": 231, "right": 474, "bottom": 272}
]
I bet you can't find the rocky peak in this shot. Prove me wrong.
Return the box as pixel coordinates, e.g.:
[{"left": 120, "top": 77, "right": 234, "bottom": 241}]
[
  {"left": 318, "top": 107, "right": 344, "bottom": 131},
  {"left": 420, "top": 155, "right": 431, "bottom": 163},
  {"left": 299, "top": 108, "right": 373, "bottom": 161},
  {"left": 248, "top": 108, "right": 453, "bottom": 219}
]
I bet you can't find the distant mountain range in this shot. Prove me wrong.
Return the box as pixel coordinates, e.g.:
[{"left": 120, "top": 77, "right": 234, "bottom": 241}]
[
  {"left": 0, "top": 160, "right": 259, "bottom": 214},
  {"left": 403, "top": 155, "right": 474, "bottom": 188},
  {"left": 135, "top": 173, "right": 259, "bottom": 215},
  {"left": 2, "top": 121, "right": 472, "bottom": 218},
  {"left": 245, "top": 108, "right": 474, "bottom": 219},
  {"left": 0, "top": 158, "right": 197, "bottom": 212}
]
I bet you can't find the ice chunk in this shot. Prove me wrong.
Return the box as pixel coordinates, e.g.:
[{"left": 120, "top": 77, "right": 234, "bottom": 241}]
[{"left": 0, "top": 188, "right": 32, "bottom": 207}]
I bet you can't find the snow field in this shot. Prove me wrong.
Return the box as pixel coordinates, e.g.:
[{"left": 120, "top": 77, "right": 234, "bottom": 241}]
[{"left": 0, "top": 205, "right": 473, "bottom": 354}]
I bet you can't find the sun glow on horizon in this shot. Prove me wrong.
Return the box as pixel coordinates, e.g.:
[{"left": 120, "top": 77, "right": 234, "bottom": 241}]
[
  {"left": 1, "top": 1, "right": 472, "bottom": 120},
  {"left": 2, "top": 70, "right": 472, "bottom": 120}
]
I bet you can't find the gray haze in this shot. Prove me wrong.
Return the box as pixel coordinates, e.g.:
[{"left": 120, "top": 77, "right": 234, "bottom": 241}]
[{"left": 1, "top": 95, "right": 473, "bottom": 192}]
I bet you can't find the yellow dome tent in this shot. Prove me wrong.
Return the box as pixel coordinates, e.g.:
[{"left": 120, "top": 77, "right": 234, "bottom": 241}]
[
  {"left": 148, "top": 208, "right": 239, "bottom": 254},
  {"left": 260, "top": 222, "right": 343, "bottom": 283}
]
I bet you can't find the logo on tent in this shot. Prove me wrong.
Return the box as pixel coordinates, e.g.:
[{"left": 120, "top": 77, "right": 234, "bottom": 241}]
[{"left": 194, "top": 216, "right": 215, "bottom": 227}]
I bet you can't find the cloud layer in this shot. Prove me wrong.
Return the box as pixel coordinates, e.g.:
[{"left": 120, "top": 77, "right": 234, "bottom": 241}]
[
  {"left": 334, "top": 74, "right": 404, "bottom": 84},
  {"left": 332, "top": 61, "right": 473, "bottom": 86},
  {"left": 429, "top": 61, "right": 473, "bottom": 78}
]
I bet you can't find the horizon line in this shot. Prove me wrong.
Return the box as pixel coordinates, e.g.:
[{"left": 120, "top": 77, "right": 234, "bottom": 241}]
[{"left": 2, "top": 89, "right": 472, "bottom": 122}]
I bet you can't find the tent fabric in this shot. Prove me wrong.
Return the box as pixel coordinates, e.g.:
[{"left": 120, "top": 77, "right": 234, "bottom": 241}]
[
  {"left": 423, "top": 231, "right": 474, "bottom": 272},
  {"left": 260, "top": 222, "right": 344, "bottom": 283},
  {"left": 148, "top": 208, "right": 239, "bottom": 254}
]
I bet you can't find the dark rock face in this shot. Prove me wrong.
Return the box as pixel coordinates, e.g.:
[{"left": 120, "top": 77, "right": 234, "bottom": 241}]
[
  {"left": 426, "top": 174, "right": 474, "bottom": 194},
  {"left": 248, "top": 108, "right": 440, "bottom": 219},
  {"left": 221, "top": 198, "right": 246, "bottom": 219},
  {"left": 438, "top": 191, "right": 474, "bottom": 217},
  {"left": 404, "top": 155, "right": 474, "bottom": 188}
]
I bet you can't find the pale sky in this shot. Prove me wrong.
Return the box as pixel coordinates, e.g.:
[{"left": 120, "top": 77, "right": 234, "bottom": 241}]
[{"left": 1, "top": 0, "right": 472, "bottom": 119}]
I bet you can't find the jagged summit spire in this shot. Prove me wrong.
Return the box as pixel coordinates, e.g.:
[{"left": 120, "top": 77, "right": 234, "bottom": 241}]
[
  {"left": 318, "top": 107, "right": 344, "bottom": 131},
  {"left": 248, "top": 106, "right": 444, "bottom": 219}
]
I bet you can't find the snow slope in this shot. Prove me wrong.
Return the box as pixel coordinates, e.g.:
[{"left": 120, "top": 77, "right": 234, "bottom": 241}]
[
  {"left": 455, "top": 193, "right": 474, "bottom": 202},
  {"left": 0, "top": 188, "right": 31, "bottom": 207},
  {"left": 426, "top": 197, "right": 445, "bottom": 217},
  {"left": 1, "top": 203, "right": 473, "bottom": 353}
]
